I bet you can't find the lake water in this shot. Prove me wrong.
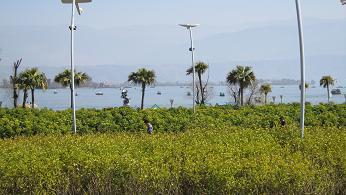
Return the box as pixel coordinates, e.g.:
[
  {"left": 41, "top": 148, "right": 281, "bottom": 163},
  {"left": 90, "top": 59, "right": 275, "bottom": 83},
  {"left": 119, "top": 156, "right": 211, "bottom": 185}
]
[{"left": 0, "top": 85, "right": 345, "bottom": 110}]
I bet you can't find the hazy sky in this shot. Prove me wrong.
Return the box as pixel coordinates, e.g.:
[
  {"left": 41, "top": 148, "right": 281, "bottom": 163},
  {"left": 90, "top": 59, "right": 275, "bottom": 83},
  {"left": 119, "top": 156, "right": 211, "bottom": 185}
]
[
  {"left": 0, "top": 1, "right": 345, "bottom": 28},
  {"left": 0, "top": 1, "right": 346, "bottom": 83}
]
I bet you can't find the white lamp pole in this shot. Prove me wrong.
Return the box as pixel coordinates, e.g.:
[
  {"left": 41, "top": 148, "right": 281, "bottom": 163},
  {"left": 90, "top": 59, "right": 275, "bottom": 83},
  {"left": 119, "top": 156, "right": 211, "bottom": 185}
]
[
  {"left": 179, "top": 24, "right": 199, "bottom": 113},
  {"left": 62, "top": 0, "right": 91, "bottom": 134},
  {"left": 341, "top": 1, "right": 345, "bottom": 105},
  {"left": 294, "top": 0, "right": 306, "bottom": 139}
]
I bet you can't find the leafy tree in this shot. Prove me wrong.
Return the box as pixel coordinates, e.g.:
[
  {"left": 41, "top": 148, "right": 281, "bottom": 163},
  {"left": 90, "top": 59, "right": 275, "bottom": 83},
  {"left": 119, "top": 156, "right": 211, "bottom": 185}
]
[
  {"left": 9, "top": 59, "right": 22, "bottom": 108},
  {"left": 226, "top": 66, "right": 256, "bottom": 106},
  {"left": 22, "top": 68, "right": 48, "bottom": 108},
  {"left": 54, "top": 69, "right": 91, "bottom": 108},
  {"left": 320, "top": 75, "right": 335, "bottom": 103},
  {"left": 128, "top": 68, "right": 156, "bottom": 110},
  {"left": 247, "top": 80, "right": 260, "bottom": 105},
  {"left": 186, "top": 61, "right": 209, "bottom": 105},
  {"left": 260, "top": 84, "right": 272, "bottom": 105}
]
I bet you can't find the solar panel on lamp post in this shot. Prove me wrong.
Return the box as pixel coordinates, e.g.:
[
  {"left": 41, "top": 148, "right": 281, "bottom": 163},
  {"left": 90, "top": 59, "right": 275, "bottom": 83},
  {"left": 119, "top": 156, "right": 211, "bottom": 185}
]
[
  {"left": 341, "top": 0, "right": 346, "bottom": 5},
  {"left": 61, "top": 0, "right": 92, "bottom": 134},
  {"left": 294, "top": 0, "right": 306, "bottom": 139},
  {"left": 179, "top": 24, "right": 199, "bottom": 113}
]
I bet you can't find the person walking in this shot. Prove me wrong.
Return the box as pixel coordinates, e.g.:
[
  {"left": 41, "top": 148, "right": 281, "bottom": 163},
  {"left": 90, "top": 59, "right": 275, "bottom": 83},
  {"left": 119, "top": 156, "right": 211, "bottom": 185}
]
[
  {"left": 144, "top": 119, "right": 153, "bottom": 134},
  {"left": 280, "top": 117, "right": 286, "bottom": 127}
]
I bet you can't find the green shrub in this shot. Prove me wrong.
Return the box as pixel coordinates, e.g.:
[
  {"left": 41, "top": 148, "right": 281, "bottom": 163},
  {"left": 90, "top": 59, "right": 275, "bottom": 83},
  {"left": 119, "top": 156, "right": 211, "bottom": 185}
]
[
  {"left": 0, "top": 127, "right": 344, "bottom": 194},
  {"left": 0, "top": 104, "right": 345, "bottom": 138}
]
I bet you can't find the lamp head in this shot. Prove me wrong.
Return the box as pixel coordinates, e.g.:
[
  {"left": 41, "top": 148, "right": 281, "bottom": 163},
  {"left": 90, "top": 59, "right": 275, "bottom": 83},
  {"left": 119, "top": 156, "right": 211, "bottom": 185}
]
[
  {"left": 61, "top": 0, "right": 91, "bottom": 15},
  {"left": 179, "top": 24, "right": 200, "bottom": 29},
  {"left": 61, "top": 0, "right": 91, "bottom": 3},
  {"left": 342, "top": 0, "right": 346, "bottom": 5}
]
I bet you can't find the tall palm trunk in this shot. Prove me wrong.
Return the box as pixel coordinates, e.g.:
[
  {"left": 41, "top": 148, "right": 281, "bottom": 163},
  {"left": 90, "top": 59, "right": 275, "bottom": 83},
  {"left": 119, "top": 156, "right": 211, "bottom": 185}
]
[
  {"left": 237, "top": 88, "right": 241, "bottom": 105},
  {"left": 13, "top": 69, "right": 19, "bottom": 108},
  {"left": 141, "top": 84, "right": 146, "bottom": 110},
  {"left": 240, "top": 87, "right": 244, "bottom": 106},
  {"left": 198, "top": 73, "right": 204, "bottom": 105},
  {"left": 70, "top": 84, "right": 73, "bottom": 109},
  {"left": 327, "top": 84, "right": 330, "bottom": 103},
  {"left": 31, "top": 88, "right": 35, "bottom": 108},
  {"left": 22, "top": 89, "right": 28, "bottom": 108},
  {"left": 13, "top": 85, "right": 19, "bottom": 108},
  {"left": 264, "top": 93, "right": 268, "bottom": 105},
  {"left": 12, "top": 59, "right": 22, "bottom": 108}
]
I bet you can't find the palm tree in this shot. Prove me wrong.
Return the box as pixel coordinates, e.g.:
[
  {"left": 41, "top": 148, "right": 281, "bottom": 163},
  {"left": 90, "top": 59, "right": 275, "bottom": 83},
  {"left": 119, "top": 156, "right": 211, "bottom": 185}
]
[
  {"left": 186, "top": 61, "right": 209, "bottom": 105},
  {"left": 128, "top": 68, "right": 156, "bottom": 110},
  {"left": 260, "top": 84, "right": 272, "bottom": 105},
  {"left": 54, "top": 69, "right": 91, "bottom": 108},
  {"left": 320, "top": 75, "right": 335, "bottom": 103},
  {"left": 226, "top": 66, "right": 256, "bottom": 106},
  {"left": 18, "top": 70, "right": 31, "bottom": 108},
  {"left": 22, "top": 68, "right": 48, "bottom": 108}
]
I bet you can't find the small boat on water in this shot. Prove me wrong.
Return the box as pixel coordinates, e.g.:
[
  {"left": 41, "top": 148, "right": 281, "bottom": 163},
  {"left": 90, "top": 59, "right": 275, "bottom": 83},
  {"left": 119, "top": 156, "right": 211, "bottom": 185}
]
[
  {"left": 157, "top": 91, "right": 162, "bottom": 95},
  {"left": 187, "top": 92, "right": 191, "bottom": 96},
  {"left": 96, "top": 92, "right": 104, "bottom": 96},
  {"left": 53, "top": 90, "right": 58, "bottom": 94},
  {"left": 219, "top": 92, "right": 225, "bottom": 97},
  {"left": 331, "top": 89, "right": 342, "bottom": 95}
]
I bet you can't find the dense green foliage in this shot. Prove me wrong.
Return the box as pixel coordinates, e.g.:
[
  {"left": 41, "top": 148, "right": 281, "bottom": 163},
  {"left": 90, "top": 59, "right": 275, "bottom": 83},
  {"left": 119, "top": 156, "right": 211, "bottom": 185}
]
[
  {"left": 0, "top": 104, "right": 345, "bottom": 138},
  {"left": 0, "top": 126, "right": 345, "bottom": 194},
  {"left": 0, "top": 105, "right": 345, "bottom": 193}
]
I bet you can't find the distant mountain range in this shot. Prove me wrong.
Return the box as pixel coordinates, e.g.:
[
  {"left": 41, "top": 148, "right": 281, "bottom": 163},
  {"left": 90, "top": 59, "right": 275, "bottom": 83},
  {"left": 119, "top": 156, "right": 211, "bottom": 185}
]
[{"left": 0, "top": 18, "right": 345, "bottom": 84}]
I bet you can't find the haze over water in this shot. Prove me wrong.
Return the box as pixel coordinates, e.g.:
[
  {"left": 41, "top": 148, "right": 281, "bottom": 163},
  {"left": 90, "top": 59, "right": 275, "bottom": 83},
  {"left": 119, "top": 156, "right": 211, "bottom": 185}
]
[{"left": 1, "top": 85, "right": 345, "bottom": 110}]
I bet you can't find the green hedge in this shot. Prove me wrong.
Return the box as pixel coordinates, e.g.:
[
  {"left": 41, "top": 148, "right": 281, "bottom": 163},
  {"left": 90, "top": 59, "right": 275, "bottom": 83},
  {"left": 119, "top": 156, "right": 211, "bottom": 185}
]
[
  {"left": 0, "top": 127, "right": 345, "bottom": 194},
  {"left": 0, "top": 104, "right": 345, "bottom": 138}
]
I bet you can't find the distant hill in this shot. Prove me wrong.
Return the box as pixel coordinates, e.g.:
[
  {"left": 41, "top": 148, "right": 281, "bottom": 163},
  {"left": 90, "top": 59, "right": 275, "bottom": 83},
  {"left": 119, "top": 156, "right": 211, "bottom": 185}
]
[
  {"left": 0, "top": 55, "right": 345, "bottom": 85},
  {"left": 0, "top": 18, "right": 345, "bottom": 84}
]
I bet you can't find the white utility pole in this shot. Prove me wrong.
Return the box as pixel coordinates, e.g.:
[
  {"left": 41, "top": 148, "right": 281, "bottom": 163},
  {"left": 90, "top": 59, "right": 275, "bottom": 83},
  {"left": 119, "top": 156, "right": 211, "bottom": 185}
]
[
  {"left": 61, "top": 0, "right": 92, "bottom": 134},
  {"left": 179, "top": 24, "right": 199, "bottom": 113},
  {"left": 294, "top": 0, "right": 306, "bottom": 139}
]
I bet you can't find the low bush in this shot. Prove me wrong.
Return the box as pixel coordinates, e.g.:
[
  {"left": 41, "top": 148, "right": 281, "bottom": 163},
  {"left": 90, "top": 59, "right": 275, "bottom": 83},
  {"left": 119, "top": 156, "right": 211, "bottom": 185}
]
[
  {"left": 0, "top": 127, "right": 345, "bottom": 194},
  {"left": 0, "top": 104, "right": 345, "bottom": 138}
]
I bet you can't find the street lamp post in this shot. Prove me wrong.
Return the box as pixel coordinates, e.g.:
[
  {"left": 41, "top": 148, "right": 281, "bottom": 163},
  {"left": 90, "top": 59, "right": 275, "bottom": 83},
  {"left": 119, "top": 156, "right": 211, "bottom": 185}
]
[
  {"left": 179, "top": 24, "right": 199, "bottom": 113},
  {"left": 294, "top": 0, "right": 306, "bottom": 139},
  {"left": 61, "top": 0, "right": 92, "bottom": 134},
  {"left": 341, "top": 1, "right": 345, "bottom": 104}
]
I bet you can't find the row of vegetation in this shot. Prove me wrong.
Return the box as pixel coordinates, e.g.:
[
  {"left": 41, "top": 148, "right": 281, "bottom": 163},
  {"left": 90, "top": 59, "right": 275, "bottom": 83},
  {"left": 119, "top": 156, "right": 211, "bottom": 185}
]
[
  {"left": 7, "top": 59, "right": 339, "bottom": 110},
  {"left": 0, "top": 104, "right": 345, "bottom": 138},
  {"left": 0, "top": 125, "right": 345, "bottom": 194},
  {"left": 9, "top": 59, "right": 91, "bottom": 109}
]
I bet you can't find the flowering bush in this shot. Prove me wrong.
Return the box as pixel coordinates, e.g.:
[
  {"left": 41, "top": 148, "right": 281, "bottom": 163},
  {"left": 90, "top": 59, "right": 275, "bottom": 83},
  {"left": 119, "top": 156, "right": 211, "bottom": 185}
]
[{"left": 0, "top": 126, "right": 345, "bottom": 194}]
